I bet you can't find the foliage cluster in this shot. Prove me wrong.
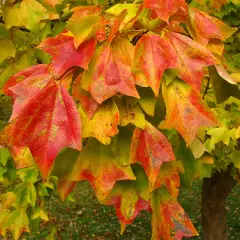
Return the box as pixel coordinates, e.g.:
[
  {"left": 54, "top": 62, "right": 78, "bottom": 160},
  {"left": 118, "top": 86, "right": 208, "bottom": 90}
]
[{"left": 0, "top": 0, "right": 239, "bottom": 239}]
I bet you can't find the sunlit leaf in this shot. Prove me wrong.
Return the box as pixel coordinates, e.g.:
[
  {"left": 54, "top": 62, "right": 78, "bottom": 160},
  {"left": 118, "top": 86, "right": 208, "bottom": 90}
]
[
  {"left": 134, "top": 33, "right": 177, "bottom": 96},
  {"left": 38, "top": 33, "right": 96, "bottom": 77},
  {"left": 9, "top": 82, "right": 82, "bottom": 178},
  {"left": 159, "top": 79, "right": 218, "bottom": 146},
  {"left": 144, "top": 0, "right": 186, "bottom": 22},
  {"left": 164, "top": 32, "right": 219, "bottom": 92},
  {"left": 130, "top": 121, "right": 175, "bottom": 187},
  {"left": 67, "top": 6, "right": 106, "bottom": 48},
  {"left": 187, "top": 6, "right": 237, "bottom": 46},
  {"left": 81, "top": 37, "right": 139, "bottom": 103},
  {"left": 151, "top": 188, "right": 198, "bottom": 240}
]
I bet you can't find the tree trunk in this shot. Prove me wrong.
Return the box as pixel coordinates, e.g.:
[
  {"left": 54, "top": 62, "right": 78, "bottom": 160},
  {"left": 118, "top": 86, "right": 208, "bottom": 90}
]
[{"left": 202, "top": 165, "right": 237, "bottom": 240}]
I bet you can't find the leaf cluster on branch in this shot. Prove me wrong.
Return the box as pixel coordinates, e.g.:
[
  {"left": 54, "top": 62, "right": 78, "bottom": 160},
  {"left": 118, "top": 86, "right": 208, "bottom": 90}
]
[{"left": 0, "top": 0, "right": 240, "bottom": 239}]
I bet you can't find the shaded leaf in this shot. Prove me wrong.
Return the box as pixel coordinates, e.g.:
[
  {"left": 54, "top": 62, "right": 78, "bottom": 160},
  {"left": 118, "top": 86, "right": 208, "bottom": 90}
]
[
  {"left": 7, "top": 209, "right": 29, "bottom": 240},
  {"left": 111, "top": 126, "right": 134, "bottom": 166},
  {"left": 102, "top": 165, "right": 150, "bottom": 233},
  {"left": 137, "top": 87, "right": 156, "bottom": 117},
  {"left": 209, "top": 66, "right": 240, "bottom": 104},
  {"left": 80, "top": 99, "right": 119, "bottom": 145},
  {"left": 0, "top": 39, "right": 16, "bottom": 62},
  {"left": 72, "top": 73, "right": 99, "bottom": 119},
  {"left": 0, "top": 148, "right": 11, "bottom": 166},
  {"left": 57, "top": 179, "right": 77, "bottom": 201},
  {"left": 0, "top": 50, "right": 36, "bottom": 89},
  {"left": 176, "top": 139, "right": 212, "bottom": 188},
  {"left": 32, "top": 207, "right": 49, "bottom": 221},
  {"left": 115, "top": 97, "right": 145, "bottom": 129},
  {"left": 17, "top": 167, "right": 38, "bottom": 183},
  {"left": 69, "top": 139, "right": 136, "bottom": 200}
]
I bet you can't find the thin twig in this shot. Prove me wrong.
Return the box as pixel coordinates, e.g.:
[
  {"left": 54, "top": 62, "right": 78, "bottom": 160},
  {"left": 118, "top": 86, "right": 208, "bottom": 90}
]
[{"left": 202, "top": 78, "right": 210, "bottom": 99}]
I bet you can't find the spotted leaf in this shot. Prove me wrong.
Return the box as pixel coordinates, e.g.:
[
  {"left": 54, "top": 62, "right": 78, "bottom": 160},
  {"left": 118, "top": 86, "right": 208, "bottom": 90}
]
[
  {"left": 151, "top": 188, "right": 198, "bottom": 240},
  {"left": 9, "top": 81, "right": 82, "bottom": 179},
  {"left": 164, "top": 32, "right": 219, "bottom": 92},
  {"left": 159, "top": 79, "right": 218, "bottom": 146},
  {"left": 134, "top": 33, "right": 177, "bottom": 96},
  {"left": 130, "top": 121, "right": 175, "bottom": 187},
  {"left": 38, "top": 33, "right": 96, "bottom": 77}
]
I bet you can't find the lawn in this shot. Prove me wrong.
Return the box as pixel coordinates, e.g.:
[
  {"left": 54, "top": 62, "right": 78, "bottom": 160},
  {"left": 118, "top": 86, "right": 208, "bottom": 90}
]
[{"left": 20, "top": 180, "right": 240, "bottom": 240}]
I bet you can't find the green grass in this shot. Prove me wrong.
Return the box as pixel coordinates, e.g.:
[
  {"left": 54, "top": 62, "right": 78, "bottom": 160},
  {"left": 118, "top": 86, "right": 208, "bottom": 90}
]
[{"left": 21, "top": 180, "right": 240, "bottom": 240}]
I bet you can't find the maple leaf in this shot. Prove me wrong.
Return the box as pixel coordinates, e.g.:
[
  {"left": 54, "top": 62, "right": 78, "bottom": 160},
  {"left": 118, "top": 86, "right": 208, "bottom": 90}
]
[
  {"left": 144, "top": 0, "right": 187, "bottom": 22},
  {"left": 67, "top": 6, "right": 107, "bottom": 48},
  {"left": 102, "top": 165, "right": 150, "bottom": 233},
  {"left": 72, "top": 73, "right": 99, "bottom": 119},
  {"left": 0, "top": 50, "right": 36, "bottom": 89},
  {"left": 50, "top": 148, "right": 80, "bottom": 200},
  {"left": 9, "top": 81, "right": 82, "bottom": 179},
  {"left": 211, "top": 0, "right": 228, "bottom": 10},
  {"left": 187, "top": 7, "right": 237, "bottom": 46},
  {"left": 176, "top": 139, "right": 212, "bottom": 188},
  {"left": 136, "top": 87, "right": 157, "bottom": 117},
  {"left": 80, "top": 99, "right": 119, "bottom": 145},
  {"left": 209, "top": 66, "right": 240, "bottom": 104},
  {"left": 196, "top": 0, "right": 228, "bottom": 11},
  {"left": 58, "top": 179, "right": 77, "bottom": 201},
  {"left": 111, "top": 126, "right": 134, "bottom": 166},
  {"left": 2, "top": 64, "right": 46, "bottom": 96},
  {"left": 152, "top": 161, "right": 184, "bottom": 196},
  {"left": 68, "top": 139, "right": 136, "bottom": 201},
  {"left": 20, "top": 0, "right": 49, "bottom": 32},
  {"left": 151, "top": 188, "right": 198, "bottom": 240},
  {"left": 3, "top": 64, "right": 54, "bottom": 121},
  {"left": 5, "top": 209, "right": 30, "bottom": 240},
  {"left": 0, "top": 39, "right": 16, "bottom": 63},
  {"left": 107, "top": 10, "right": 128, "bottom": 42},
  {"left": 10, "top": 147, "right": 34, "bottom": 169},
  {"left": 134, "top": 32, "right": 177, "bottom": 96},
  {"left": 159, "top": 79, "right": 218, "bottom": 146},
  {"left": 115, "top": 97, "right": 145, "bottom": 129},
  {"left": 38, "top": 33, "right": 96, "bottom": 77},
  {"left": 130, "top": 121, "right": 175, "bottom": 187},
  {"left": 81, "top": 37, "right": 139, "bottom": 104},
  {"left": 106, "top": 3, "right": 141, "bottom": 32},
  {"left": 164, "top": 32, "right": 219, "bottom": 92}
]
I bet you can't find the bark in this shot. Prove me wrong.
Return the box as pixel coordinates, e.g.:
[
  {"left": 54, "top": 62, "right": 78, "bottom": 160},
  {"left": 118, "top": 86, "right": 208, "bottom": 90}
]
[{"left": 202, "top": 164, "right": 237, "bottom": 240}]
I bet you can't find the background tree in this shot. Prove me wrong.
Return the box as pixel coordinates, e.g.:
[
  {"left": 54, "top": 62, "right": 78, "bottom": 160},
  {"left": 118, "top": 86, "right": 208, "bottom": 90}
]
[{"left": 0, "top": 0, "right": 240, "bottom": 240}]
